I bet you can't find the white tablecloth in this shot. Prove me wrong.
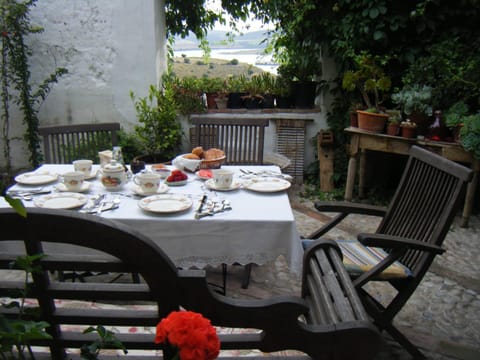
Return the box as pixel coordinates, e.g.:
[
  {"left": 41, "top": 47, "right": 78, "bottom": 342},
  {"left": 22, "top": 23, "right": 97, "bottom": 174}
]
[{"left": 2, "top": 164, "right": 302, "bottom": 273}]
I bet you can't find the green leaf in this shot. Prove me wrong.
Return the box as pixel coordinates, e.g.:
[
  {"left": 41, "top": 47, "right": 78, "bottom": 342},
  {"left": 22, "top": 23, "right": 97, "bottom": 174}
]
[
  {"left": 369, "top": 8, "right": 380, "bottom": 19},
  {"left": 4, "top": 196, "right": 27, "bottom": 217},
  {"left": 373, "top": 30, "right": 385, "bottom": 40}
]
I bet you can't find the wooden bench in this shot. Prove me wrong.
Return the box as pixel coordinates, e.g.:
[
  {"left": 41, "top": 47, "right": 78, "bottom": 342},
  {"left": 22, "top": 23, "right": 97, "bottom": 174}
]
[{"left": 0, "top": 208, "right": 380, "bottom": 359}]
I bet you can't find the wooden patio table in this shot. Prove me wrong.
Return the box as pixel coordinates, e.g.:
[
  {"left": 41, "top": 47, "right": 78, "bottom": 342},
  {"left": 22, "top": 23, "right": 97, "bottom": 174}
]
[{"left": 344, "top": 127, "right": 479, "bottom": 227}]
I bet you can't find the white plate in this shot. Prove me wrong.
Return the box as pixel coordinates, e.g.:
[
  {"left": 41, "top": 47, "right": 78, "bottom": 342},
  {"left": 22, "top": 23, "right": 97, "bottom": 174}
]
[
  {"left": 205, "top": 179, "right": 242, "bottom": 192},
  {"left": 164, "top": 179, "right": 188, "bottom": 187},
  {"left": 33, "top": 193, "right": 88, "bottom": 209},
  {"left": 195, "top": 169, "right": 214, "bottom": 180},
  {"left": 132, "top": 183, "right": 169, "bottom": 196},
  {"left": 138, "top": 194, "right": 193, "bottom": 214},
  {"left": 56, "top": 182, "right": 91, "bottom": 193},
  {"left": 243, "top": 177, "right": 291, "bottom": 193},
  {"left": 15, "top": 171, "right": 58, "bottom": 185}
]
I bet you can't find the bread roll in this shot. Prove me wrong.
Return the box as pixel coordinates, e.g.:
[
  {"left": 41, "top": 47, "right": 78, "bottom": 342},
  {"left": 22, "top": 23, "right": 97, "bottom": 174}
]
[
  {"left": 183, "top": 153, "right": 200, "bottom": 160},
  {"left": 192, "top": 146, "right": 204, "bottom": 157},
  {"left": 203, "top": 148, "right": 225, "bottom": 160}
]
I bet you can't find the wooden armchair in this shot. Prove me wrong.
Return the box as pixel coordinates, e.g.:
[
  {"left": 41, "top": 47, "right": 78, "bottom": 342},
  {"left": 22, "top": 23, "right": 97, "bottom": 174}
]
[
  {"left": 190, "top": 116, "right": 269, "bottom": 164},
  {"left": 39, "top": 122, "right": 120, "bottom": 163},
  {"left": 303, "top": 146, "right": 473, "bottom": 358},
  {"left": 0, "top": 208, "right": 380, "bottom": 360}
]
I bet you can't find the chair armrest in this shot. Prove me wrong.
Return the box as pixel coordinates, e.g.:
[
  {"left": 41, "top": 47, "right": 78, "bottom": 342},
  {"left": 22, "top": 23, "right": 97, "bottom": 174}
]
[
  {"left": 358, "top": 233, "right": 445, "bottom": 255},
  {"left": 305, "top": 202, "right": 387, "bottom": 239},
  {"left": 314, "top": 201, "right": 387, "bottom": 217}
]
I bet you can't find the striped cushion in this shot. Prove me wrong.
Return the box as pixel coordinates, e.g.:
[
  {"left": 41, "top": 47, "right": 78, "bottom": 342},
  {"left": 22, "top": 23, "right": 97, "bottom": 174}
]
[
  {"left": 336, "top": 239, "right": 412, "bottom": 279},
  {"left": 302, "top": 239, "right": 412, "bottom": 279}
]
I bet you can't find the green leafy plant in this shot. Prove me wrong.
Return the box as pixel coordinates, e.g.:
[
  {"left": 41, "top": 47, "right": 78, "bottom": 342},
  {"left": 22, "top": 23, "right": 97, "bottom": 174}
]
[
  {"left": 130, "top": 78, "right": 183, "bottom": 161},
  {"left": 0, "top": 254, "right": 52, "bottom": 359},
  {"left": 391, "top": 84, "right": 433, "bottom": 116},
  {"left": 445, "top": 102, "right": 480, "bottom": 159},
  {"left": 386, "top": 109, "right": 402, "bottom": 124},
  {"left": 80, "top": 325, "right": 127, "bottom": 360},
  {"left": 225, "top": 75, "right": 247, "bottom": 93},
  {"left": 458, "top": 113, "right": 480, "bottom": 159},
  {"left": 342, "top": 52, "right": 391, "bottom": 112},
  {"left": 0, "top": 0, "right": 67, "bottom": 172},
  {"left": 444, "top": 101, "right": 470, "bottom": 129},
  {"left": 171, "top": 76, "right": 205, "bottom": 115},
  {"left": 200, "top": 77, "right": 225, "bottom": 94}
]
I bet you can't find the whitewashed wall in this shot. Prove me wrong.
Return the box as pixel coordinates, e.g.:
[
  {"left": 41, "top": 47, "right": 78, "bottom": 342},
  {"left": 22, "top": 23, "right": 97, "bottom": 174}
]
[{"left": 2, "top": 0, "right": 165, "bottom": 171}]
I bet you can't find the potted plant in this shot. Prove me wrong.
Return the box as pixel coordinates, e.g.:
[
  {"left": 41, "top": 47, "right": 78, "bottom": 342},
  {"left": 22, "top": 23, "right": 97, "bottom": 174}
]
[
  {"left": 276, "top": 43, "right": 322, "bottom": 109},
  {"left": 242, "top": 75, "right": 264, "bottom": 109},
  {"left": 130, "top": 78, "right": 183, "bottom": 163},
  {"left": 273, "top": 75, "right": 292, "bottom": 109},
  {"left": 172, "top": 76, "right": 205, "bottom": 115},
  {"left": 200, "top": 77, "right": 225, "bottom": 109},
  {"left": 226, "top": 75, "right": 248, "bottom": 109},
  {"left": 445, "top": 101, "right": 480, "bottom": 159},
  {"left": 342, "top": 53, "right": 392, "bottom": 133},
  {"left": 391, "top": 84, "right": 433, "bottom": 135},
  {"left": 445, "top": 101, "right": 469, "bottom": 141},
  {"left": 386, "top": 110, "right": 402, "bottom": 136},
  {"left": 400, "top": 119, "right": 417, "bottom": 138},
  {"left": 257, "top": 72, "right": 276, "bottom": 108}
]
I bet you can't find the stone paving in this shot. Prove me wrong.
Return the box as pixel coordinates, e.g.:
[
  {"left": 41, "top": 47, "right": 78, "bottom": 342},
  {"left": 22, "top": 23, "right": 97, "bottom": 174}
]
[{"left": 213, "top": 189, "right": 480, "bottom": 360}]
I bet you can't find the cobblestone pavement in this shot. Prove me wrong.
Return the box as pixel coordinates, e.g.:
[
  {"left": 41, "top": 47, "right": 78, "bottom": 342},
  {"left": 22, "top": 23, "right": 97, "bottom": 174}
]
[{"left": 214, "top": 189, "right": 480, "bottom": 360}]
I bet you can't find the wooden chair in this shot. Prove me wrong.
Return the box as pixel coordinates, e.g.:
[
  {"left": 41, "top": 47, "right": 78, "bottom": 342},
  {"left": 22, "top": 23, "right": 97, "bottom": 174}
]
[
  {"left": 302, "top": 145, "right": 473, "bottom": 358},
  {"left": 190, "top": 116, "right": 269, "bottom": 164},
  {"left": 0, "top": 207, "right": 381, "bottom": 360},
  {"left": 39, "top": 122, "right": 120, "bottom": 163}
]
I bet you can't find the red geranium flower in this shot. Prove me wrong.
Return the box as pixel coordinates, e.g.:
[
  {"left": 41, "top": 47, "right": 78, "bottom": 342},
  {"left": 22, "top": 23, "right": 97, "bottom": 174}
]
[{"left": 155, "top": 311, "right": 220, "bottom": 360}]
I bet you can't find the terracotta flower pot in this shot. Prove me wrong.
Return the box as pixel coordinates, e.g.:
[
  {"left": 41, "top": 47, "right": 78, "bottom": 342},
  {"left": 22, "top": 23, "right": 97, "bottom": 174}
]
[
  {"left": 386, "top": 123, "right": 400, "bottom": 136},
  {"left": 401, "top": 126, "right": 417, "bottom": 138},
  {"left": 356, "top": 110, "right": 389, "bottom": 133}
]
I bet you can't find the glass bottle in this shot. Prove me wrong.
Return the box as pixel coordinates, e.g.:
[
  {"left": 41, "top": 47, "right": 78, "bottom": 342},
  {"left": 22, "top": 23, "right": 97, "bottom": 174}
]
[
  {"left": 427, "top": 110, "right": 444, "bottom": 141},
  {"left": 112, "top": 146, "right": 128, "bottom": 172}
]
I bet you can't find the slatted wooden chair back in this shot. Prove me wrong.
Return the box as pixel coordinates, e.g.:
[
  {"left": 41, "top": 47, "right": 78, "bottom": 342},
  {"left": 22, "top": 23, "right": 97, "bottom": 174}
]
[
  {"left": 190, "top": 116, "right": 269, "bottom": 164},
  {"left": 39, "top": 123, "right": 120, "bottom": 163},
  {"left": 378, "top": 146, "right": 472, "bottom": 277}
]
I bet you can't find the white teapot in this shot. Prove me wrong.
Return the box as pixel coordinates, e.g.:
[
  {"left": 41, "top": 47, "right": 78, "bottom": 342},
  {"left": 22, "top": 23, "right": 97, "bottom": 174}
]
[{"left": 100, "top": 160, "right": 127, "bottom": 190}]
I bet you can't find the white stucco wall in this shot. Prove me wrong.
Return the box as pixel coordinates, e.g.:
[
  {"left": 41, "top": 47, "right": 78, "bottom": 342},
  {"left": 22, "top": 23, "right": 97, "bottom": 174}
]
[{"left": 1, "top": 0, "right": 164, "bottom": 171}]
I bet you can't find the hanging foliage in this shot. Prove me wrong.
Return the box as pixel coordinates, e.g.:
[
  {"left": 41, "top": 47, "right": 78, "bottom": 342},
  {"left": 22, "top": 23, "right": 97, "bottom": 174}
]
[{"left": 0, "top": 0, "right": 66, "bottom": 171}]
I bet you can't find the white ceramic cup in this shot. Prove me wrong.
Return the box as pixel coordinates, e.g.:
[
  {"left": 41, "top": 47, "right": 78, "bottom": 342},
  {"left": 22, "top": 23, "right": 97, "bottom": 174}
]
[
  {"left": 133, "top": 172, "right": 161, "bottom": 194},
  {"left": 73, "top": 159, "right": 93, "bottom": 176},
  {"left": 213, "top": 169, "right": 234, "bottom": 189},
  {"left": 62, "top": 171, "right": 85, "bottom": 191}
]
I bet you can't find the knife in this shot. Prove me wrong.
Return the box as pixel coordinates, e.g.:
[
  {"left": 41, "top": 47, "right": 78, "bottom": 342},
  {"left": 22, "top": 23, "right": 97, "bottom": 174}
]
[{"left": 196, "top": 194, "right": 207, "bottom": 215}]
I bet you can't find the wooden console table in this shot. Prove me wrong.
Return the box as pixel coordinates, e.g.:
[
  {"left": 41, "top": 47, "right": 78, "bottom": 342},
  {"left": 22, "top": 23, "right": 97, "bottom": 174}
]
[{"left": 345, "top": 127, "right": 479, "bottom": 227}]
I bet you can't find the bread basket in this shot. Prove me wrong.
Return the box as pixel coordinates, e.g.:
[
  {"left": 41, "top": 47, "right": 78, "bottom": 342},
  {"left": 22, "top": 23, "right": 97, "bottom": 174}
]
[{"left": 199, "top": 155, "right": 226, "bottom": 169}]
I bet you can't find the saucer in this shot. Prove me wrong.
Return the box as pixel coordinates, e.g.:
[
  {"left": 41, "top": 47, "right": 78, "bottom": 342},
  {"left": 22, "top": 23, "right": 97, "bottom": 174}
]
[
  {"left": 55, "top": 181, "right": 91, "bottom": 193},
  {"left": 164, "top": 179, "right": 188, "bottom": 187},
  {"left": 132, "top": 183, "right": 169, "bottom": 196},
  {"left": 84, "top": 170, "right": 98, "bottom": 180},
  {"left": 205, "top": 179, "right": 241, "bottom": 192}
]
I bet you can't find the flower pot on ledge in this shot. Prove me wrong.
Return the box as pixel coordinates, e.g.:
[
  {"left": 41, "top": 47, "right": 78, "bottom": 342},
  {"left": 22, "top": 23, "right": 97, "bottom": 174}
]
[
  {"left": 400, "top": 126, "right": 417, "bottom": 138},
  {"left": 356, "top": 110, "right": 389, "bottom": 133}
]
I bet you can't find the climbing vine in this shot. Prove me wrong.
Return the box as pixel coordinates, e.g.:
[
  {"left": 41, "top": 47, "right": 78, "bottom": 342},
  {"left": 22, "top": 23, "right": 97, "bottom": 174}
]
[{"left": 0, "top": 0, "right": 66, "bottom": 171}]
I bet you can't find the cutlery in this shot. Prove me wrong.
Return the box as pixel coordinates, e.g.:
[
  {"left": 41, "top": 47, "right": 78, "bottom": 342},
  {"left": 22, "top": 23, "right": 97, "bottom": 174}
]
[
  {"left": 196, "top": 194, "right": 207, "bottom": 215},
  {"left": 80, "top": 194, "right": 105, "bottom": 213},
  {"left": 195, "top": 199, "right": 232, "bottom": 219}
]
